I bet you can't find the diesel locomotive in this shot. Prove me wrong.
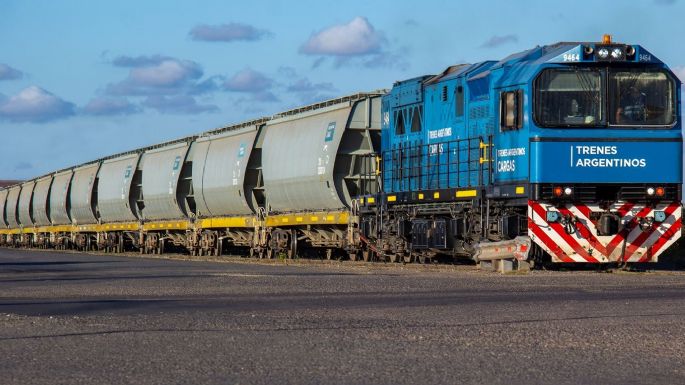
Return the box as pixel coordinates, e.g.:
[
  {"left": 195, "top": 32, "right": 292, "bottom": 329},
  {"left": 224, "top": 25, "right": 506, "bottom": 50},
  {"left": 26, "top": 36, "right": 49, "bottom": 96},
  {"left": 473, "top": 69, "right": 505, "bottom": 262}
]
[{"left": 1, "top": 36, "right": 682, "bottom": 267}]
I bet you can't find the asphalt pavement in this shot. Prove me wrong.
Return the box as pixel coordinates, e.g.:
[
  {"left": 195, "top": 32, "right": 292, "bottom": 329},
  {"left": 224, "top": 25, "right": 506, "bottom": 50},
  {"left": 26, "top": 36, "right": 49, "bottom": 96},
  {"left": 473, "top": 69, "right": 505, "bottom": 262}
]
[{"left": 1, "top": 247, "right": 685, "bottom": 385}]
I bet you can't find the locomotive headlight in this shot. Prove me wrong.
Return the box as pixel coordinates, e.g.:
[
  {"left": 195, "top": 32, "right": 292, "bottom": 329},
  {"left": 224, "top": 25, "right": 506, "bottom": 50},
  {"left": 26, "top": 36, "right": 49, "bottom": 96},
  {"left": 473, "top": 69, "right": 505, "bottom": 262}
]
[
  {"left": 626, "top": 46, "right": 636, "bottom": 57},
  {"left": 611, "top": 47, "right": 624, "bottom": 60},
  {"left": 646, "top": 187, "right": 655, "bottom": 196},
  {"left": 654, "top": 211, "right": 667, "bottom": 222},
  {"left": 597, "top": 48, "right": 609, "bottom": 59},
  {"left": 553, "top": 186, "right": 573, "bottom": 198},
  {"left": 546, "top": 211, "right": 560, "bottom": 223}
]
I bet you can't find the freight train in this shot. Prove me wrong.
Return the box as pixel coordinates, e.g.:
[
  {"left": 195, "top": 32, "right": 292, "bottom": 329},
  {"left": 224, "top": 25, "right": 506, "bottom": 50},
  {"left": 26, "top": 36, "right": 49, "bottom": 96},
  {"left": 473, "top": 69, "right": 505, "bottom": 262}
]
[{"left": 1, "top": 36, "right": 682, "bottom": 268}]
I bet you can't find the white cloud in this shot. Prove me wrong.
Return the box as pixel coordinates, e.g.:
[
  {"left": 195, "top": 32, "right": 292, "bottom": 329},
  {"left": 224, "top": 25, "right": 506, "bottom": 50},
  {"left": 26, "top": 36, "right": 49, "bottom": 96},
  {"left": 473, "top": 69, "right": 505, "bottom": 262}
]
[
  {"left": 286, "top": 78, "right": 335, "bottom": 93},
  {"left": 189, "top": 23, "right": 271, "bottom": 42},
  {"left": 279, "top": 67, "right": 337, "bottom": 104},
  {"left": 130, "top": 60, "right": 201, "bottom": 87},
  {"left": 89, "top": 54, "right": 225, "bottom": 116},
  {"left": 112, "top": 55, "right": 169, "bottom": 67},
  {"left": 0, "top": 86, "right": 75, "bottom": 123},
  {"left": 299, "top": 17, "right": 385, "bottom": 56},
  {"left": 141, "top": 95, "right": 218, "bottom": 115},
  {"left": 480, "top": 34, "right": 518, "bottom": 48},
  {"left": 223, "top": 68, "right": 274, "bottom": 92},
  {"left": 82, "top": 97, "right": 140, "bottom": 116},
  {"left": 0, "top": 63, "right": 23, "bottom": 81},
  {"left": 106, "top": 56, "right": 206, "bottom": 96},
  {"left": 223, "top": 68, "right": 279, "bottom": 104}
]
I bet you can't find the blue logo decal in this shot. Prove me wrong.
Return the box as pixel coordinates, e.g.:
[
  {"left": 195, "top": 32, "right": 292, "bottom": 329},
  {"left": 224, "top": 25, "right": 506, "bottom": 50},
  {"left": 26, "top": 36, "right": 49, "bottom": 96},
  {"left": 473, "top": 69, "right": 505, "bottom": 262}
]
[
  {"left": 238, "top": 143, "right": 246, "bottom": 158},
  {"left": 124, "top": 165, "right": 132, "bottom": 178},
  {"left": 172, "top": 155, "right": 181, "bottom": 171},
  {"left": 325, "top": 122, "right": 336, "bottom": 142}
]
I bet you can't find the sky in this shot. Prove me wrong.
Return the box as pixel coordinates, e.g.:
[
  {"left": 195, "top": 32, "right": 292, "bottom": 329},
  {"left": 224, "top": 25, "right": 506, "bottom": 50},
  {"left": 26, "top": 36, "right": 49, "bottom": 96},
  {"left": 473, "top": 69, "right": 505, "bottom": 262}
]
[{"left": 1, "top": 0, "right": 684, "bottom": 180}]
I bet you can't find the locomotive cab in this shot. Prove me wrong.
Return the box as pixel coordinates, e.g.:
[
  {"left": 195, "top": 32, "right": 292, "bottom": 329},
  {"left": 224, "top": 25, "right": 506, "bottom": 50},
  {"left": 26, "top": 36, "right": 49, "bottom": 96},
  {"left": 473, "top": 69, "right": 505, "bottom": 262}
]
[{"left": 522, "top": 37, "right": 682, "bottom": 264}]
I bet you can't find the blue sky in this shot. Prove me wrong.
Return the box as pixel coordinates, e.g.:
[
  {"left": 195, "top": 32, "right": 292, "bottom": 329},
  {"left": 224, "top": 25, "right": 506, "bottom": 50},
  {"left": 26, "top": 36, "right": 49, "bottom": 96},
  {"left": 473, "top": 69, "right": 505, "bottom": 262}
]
[{"left": 1, "top": 0, "right": 683, "bottom": 180}]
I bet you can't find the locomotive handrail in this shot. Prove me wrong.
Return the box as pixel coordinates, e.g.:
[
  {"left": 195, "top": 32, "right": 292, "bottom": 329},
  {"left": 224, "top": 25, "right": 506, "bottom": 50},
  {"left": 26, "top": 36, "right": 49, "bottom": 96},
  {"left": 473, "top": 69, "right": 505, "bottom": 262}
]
[{"left": 381, "top": 135, "right": 493, "bottom": 193}]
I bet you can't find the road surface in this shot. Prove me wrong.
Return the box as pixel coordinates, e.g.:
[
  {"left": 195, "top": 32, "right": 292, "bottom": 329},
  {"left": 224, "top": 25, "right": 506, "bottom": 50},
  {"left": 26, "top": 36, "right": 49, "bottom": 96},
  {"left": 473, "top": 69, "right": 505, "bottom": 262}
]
[{"left": 1, "top": 248, "right": 685, "bottom": 384}]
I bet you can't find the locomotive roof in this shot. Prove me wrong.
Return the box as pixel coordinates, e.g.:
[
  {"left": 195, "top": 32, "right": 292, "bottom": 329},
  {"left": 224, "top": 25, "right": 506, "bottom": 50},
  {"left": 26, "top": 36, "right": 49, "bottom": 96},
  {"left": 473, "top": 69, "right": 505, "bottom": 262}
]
[{"left": 404, "top": 40, "right": 670, "bottom": 89}]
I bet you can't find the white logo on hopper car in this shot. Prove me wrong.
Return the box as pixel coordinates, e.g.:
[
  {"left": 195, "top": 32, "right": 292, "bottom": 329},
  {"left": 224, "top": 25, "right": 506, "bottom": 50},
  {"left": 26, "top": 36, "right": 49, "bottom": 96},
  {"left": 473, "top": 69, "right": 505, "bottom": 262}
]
[{"left": 317, "top": 144, "right": 330, "bottom": 175}]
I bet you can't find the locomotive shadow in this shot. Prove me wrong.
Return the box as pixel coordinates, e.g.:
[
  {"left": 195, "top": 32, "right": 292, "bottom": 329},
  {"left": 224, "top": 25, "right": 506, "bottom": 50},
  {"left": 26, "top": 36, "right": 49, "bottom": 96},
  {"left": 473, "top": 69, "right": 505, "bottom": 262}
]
[
  {"left": 0, "top": 260, "right": 124, "bottom": 266},
  {"left": 642, "top": 243, "right": 685, "bottom": 270}
]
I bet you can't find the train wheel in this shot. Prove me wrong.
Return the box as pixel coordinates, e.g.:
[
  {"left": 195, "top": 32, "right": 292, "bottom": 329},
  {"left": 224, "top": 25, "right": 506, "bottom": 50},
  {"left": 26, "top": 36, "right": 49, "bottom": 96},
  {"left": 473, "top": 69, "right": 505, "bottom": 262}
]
[
  {"left": 289, "top": 230, "right": 298, "bottom": 259},
  {"left": 387, "top": 253, "right": 397, "bottom": 263},
  {"left": 362, "top": 250, "right": 372, "bottom": 262},
  {"left": 402, "top": 253, "right": 413, "bottom": 264},
  {"left": 349, "top": 253, "right": 357, "bottom": 261},
  {"left": 325, "top": 249, "right": 333, "bottom": 260}
]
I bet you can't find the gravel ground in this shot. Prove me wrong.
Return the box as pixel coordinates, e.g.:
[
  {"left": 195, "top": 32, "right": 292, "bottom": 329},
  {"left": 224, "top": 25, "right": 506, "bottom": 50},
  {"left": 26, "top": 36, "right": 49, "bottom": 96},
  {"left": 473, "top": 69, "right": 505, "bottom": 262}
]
[{"left": 1, "top": 247, "right": 685, "bottom": 385}]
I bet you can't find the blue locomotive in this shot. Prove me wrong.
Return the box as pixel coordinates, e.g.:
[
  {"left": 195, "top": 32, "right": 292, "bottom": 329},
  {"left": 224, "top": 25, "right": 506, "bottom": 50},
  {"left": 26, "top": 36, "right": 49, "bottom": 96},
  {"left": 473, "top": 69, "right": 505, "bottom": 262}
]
[{"left": 363, "top": 35, "right": 682, "bottom": 265}]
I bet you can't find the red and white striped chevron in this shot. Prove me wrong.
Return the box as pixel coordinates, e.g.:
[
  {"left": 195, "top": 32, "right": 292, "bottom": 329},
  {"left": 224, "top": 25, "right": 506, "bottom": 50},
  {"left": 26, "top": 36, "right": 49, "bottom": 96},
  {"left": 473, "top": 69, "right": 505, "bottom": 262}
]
[{"left": 528, "top": 200, "right": 682, "bottom": 263}]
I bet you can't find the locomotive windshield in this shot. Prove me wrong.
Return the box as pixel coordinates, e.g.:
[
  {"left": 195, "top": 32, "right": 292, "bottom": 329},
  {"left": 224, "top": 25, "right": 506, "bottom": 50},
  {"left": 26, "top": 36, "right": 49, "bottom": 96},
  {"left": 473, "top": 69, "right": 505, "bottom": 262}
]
[
  {"left": 535, "top": 68, "right": 676, "bottom": 128},
  {"left": 609, "top": 70, "right": 675, "bottom": 126},
  {"left": 535, "top": 69, "right": 604, "bottom": 127}
]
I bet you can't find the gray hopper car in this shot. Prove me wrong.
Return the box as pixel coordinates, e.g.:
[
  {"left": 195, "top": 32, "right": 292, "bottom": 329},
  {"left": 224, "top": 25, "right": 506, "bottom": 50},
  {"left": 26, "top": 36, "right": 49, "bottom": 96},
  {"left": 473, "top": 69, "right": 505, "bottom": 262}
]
[{"left": 0, "top": 92, "right": 383, "bottom": 259}]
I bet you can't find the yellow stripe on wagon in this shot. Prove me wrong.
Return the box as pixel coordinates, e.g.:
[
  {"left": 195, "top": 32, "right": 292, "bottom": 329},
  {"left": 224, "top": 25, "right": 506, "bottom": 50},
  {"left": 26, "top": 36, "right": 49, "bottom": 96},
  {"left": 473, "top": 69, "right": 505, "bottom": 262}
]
[
  {"left": 456, "top": 190, "right": 477, "bottom": 198},
  {"left": 142, "top": 221, "right": 189, "bottom": 231},
  {"left": 96, "top": 222, "right": 139, "bottom": 232},
  {"left": 199, "top": 216, "right": 254, "bottom": 229},
  {"left": 265, "top": 211, "right": 349, "bottom": 227},
  {"left": 77, "top": 224, "right": 98, "bottom": 232}
]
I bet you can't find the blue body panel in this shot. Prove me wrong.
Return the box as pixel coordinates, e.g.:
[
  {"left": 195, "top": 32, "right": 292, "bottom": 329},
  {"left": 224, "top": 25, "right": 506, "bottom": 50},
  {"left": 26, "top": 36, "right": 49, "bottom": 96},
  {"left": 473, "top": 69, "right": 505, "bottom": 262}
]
[{"left": 381, "top": 41, "right": 683, "bottom": 195}]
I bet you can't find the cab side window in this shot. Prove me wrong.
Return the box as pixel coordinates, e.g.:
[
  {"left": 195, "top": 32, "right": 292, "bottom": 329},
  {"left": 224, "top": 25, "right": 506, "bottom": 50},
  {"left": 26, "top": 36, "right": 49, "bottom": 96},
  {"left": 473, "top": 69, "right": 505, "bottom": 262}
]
[
  {"left": 500, "top": 90, "right": 524, "bottom": 130},
  {"left": 394, "top": 110, "right": 405, "bottom": 135},
  {"left": 455, "top": 86, "right": 464, "bottom": 117}
]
